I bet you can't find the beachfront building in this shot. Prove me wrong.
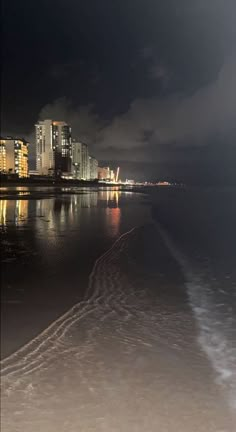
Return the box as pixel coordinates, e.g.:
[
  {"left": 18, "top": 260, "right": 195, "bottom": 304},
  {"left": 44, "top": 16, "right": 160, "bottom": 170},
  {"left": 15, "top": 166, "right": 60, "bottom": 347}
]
[
  {"left": 0, "top": 140, "right": 7, "bottom": 173},
  {"left": 29, "top": 170, "right": 39, "bottom": 176},
  {"left": 89, "top": 156, "right": 98, "bottom": 180},
  {"left": 72, "top": 141, "right": 89, "bottom": 180},
  {"left": 35, "top": 120, "right": 72, "bottom": 176},
  {"left": 0, "top": 138, "right": 29, "bottom": 177},
  {"left": 98, "top": 166, "right": 110, "bottom": 181}
]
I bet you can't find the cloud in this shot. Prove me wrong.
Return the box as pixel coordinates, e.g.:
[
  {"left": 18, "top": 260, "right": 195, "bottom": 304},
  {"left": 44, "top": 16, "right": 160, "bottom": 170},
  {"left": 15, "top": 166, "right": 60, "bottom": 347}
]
[
  {"left": 139, "top": 47, "right": 154, "bottom": 60},
  {"left": 97, "top": 54, "right": 236, "bottom": 161},
  {"left": 27, "top": 53, "right": 236, "bottom": 171},
  {"left": 149, "top": 64, "right": 169, "bottom": 82}
]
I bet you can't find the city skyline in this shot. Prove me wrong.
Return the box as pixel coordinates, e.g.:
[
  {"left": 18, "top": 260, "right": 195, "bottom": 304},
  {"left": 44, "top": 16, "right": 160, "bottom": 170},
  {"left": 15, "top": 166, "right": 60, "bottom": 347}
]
[{"left": 0, "top": 121, "right": 120, "bottom": 181}]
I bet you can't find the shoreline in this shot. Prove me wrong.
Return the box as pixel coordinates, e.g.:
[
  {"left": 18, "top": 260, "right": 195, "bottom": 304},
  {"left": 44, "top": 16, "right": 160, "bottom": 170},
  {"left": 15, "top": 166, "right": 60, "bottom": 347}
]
[
  {"left": 0, "top": 179, "right": 143, "bottom": 189},
  {"left": 0, "top": 183, "right": 148, "bottom": 201},
  {"left": 1, "top": 223, "right": 234, "bottom": 431}
]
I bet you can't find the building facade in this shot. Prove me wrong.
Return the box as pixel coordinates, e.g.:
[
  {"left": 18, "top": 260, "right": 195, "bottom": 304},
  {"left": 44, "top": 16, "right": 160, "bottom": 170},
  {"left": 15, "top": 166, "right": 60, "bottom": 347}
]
[
  {"left": 89, "top": 156, "right": 98, "bottom": 180},
  {"left": 35, "top": 120, "right": 72, "bottom": 175},
  {"left": 98, "top": 166, "right": 110, "bottom": 180},
  {"left": 0, "top": 140, "right": 6, "bottom": 173},
  {"left": 72, "top": 141, "right": 89, "bottom": 180},
  {"left": 0, "top": 138, "right": 29, "bottom": 177}
]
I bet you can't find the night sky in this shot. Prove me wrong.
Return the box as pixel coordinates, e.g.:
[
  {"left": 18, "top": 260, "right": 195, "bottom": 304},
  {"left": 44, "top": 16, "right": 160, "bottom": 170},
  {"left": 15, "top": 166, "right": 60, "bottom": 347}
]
[{"left": 2, "top": 0, "right": 236, "bottom": 183}]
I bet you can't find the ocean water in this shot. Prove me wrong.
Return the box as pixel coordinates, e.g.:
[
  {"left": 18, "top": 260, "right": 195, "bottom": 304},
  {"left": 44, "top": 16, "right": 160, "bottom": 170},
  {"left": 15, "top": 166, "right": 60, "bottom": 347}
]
[
  {"left": 151, "top": 187, "right": 236, "bottom": 411},
  {"left": 1, "top": 186, "right": 235, "bottom": 431}
]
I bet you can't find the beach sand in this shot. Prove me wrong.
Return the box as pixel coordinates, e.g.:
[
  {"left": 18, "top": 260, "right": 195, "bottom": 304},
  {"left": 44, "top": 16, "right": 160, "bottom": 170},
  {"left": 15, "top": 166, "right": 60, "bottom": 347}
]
[{"left": 1, "top": 224, "right": 234, "bottom": 431}]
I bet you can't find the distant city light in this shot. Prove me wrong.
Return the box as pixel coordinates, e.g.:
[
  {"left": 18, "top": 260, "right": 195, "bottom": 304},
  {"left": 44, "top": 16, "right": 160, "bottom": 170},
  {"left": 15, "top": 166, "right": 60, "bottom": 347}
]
[{"left": 115, "top": 167, "right": 120, "bottom": 183}]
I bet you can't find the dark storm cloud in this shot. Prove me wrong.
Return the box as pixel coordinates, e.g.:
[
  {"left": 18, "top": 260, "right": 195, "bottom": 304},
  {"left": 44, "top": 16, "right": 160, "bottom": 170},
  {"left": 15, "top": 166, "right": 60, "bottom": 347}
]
[
  {"left": 98, "top": 54, "right": 236, "bottom": 156},
  {"left": 29, "top": 53, "right": 236, "bottom": 160},
  {"left": 2, "top": 0, "right": 236, "bottom": 182}
]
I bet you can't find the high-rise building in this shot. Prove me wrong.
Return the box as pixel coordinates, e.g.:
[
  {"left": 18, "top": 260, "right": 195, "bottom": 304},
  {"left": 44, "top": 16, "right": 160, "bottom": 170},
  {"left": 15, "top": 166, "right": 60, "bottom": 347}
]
[
  {"left": 35, "top": 120, "right": 72, "bottom": 175},
  {"left": 0, "top": 138, "right": 29, "bottom": 177},
  {"left": 89, "top": 156, "right": 98, "bottom": 180},
  {"left": 72, "top": 141, "right": 89, "bottom": 180}
]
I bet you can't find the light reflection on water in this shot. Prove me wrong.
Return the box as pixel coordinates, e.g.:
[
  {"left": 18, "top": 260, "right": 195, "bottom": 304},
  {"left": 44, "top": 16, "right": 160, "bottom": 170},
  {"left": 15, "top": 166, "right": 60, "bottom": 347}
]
[
  {"left": 32, "top": 190, "right": 122, "bottom": 238},
  {"left": 0, "top": 189, "right": 122, "bottom": 228},
  {"left": 0, "top": 189, "right": 125, "bottom": 262},
  {"left": 0, "top": 199, "right": 29, "bottom": 226},
  {"left": 0, "top": 188, "right": 148, "bottom": 260}
]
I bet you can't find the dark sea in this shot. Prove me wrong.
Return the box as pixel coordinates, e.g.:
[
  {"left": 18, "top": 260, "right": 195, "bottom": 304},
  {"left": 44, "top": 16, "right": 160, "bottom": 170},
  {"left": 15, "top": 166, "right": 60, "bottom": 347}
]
[{"left": 1, "top": 186, "right": 235, "bottom": 431}]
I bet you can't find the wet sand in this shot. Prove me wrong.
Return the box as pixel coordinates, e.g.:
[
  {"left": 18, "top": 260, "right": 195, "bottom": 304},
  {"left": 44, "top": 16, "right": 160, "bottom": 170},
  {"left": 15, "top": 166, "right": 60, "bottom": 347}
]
[
  {"left": 1, "top": 189, "right": 151, "bottom": 358},
  {"left": 1, "top": 224, "right": 234, "bottom": 431}
]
